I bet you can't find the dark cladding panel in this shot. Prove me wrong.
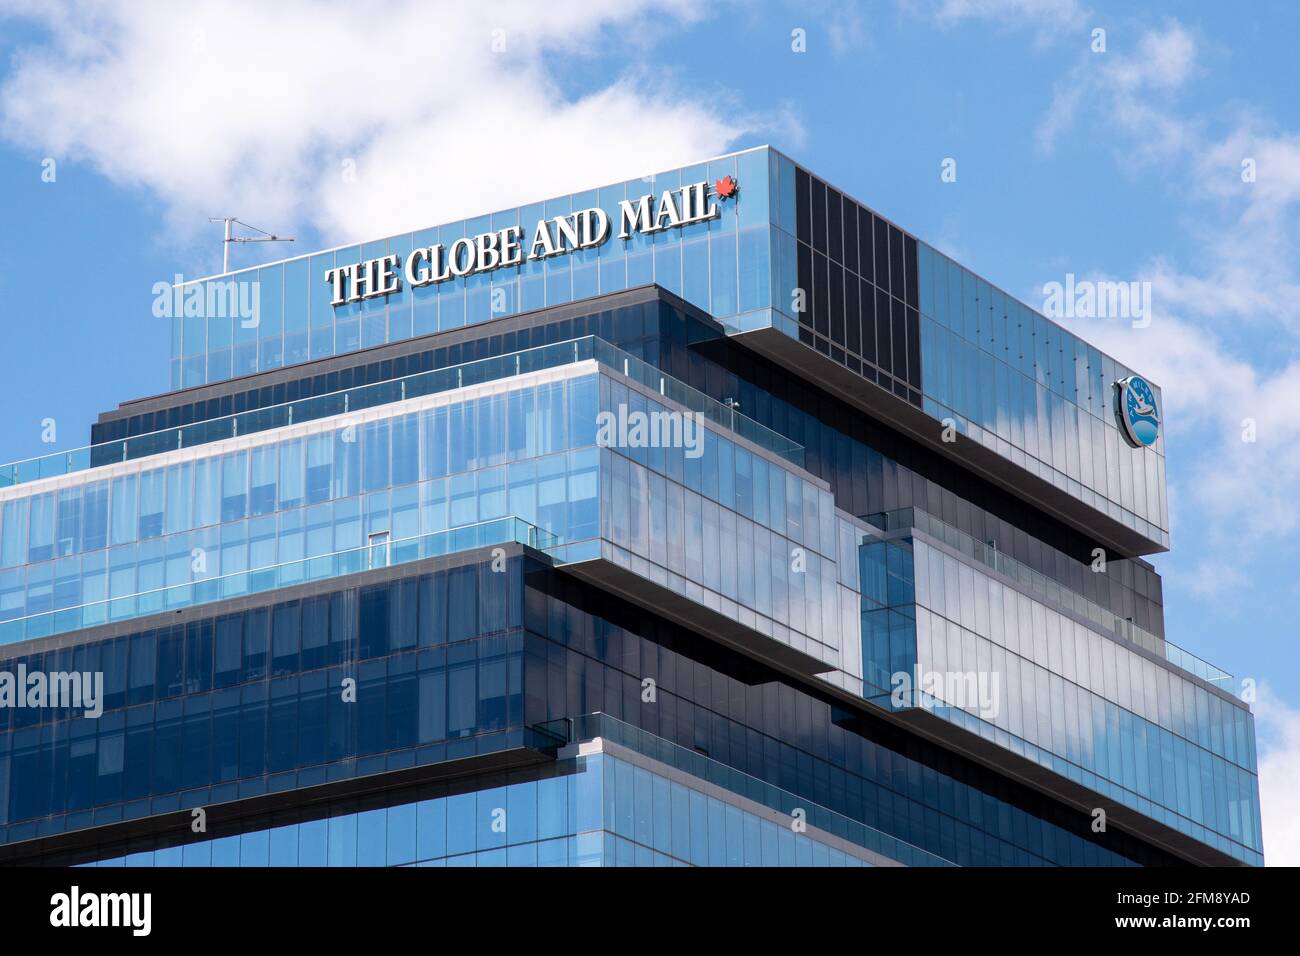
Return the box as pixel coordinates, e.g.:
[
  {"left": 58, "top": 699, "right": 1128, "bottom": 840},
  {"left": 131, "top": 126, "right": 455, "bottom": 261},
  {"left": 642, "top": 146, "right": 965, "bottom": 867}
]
[{"left": 786, "top": 161, "right": 925, "bottom": 409}]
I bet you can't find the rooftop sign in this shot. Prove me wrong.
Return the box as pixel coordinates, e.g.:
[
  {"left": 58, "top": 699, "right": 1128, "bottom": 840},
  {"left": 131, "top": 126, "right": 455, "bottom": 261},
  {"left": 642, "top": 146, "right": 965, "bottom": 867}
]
[{"left": 324, "top": 177, "right": 737, "bottom": 306}]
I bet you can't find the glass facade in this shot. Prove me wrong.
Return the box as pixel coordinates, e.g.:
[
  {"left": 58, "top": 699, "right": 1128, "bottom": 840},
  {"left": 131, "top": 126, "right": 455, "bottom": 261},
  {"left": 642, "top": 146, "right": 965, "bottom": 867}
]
[
  {"left": 597, "top": 373, "right": 845, "bottom": 667},
  {"left": 522, "top": 564, "right": 1182, "bottom": 866},
  {"left": 916, "top": 245, "right": 1167, "bottom": 546},
  {"left": 73, "top": 752, "right": 888, "bottom": 868},
  {"left": 0, "top": 357, "right": 834, "bottom": 655},
  {"left": 159, "top": 147, "right": 1167, "bottom": 549},
  {"left": 909, "top": 536, "right": 1260, "bottom": 864},
  {"left": 633, "top": 297, "right": 1169, "bottom": 644},
  {"left": 857, "top": 527, "right": 1260, "bottom": 865},
  {"left": 170, "top": 151, "right": 776, "bottom": 392},
  {"left": 859, "top": 535, "right": 918, "bottom": 703},
  {"left": 93, "top": 290, "right": 1167, "bottom": 656},
  {"left": 762, "top": 149, "right": 1168, "bottom": 548},
  {"left": 7, "top": 559, "right": 1188, "bottom": 866},
  {"left": 0, "top": 371, "right": 600, "bottom": 644},
  {"left": 0, "top": 558, "right": 530, "bottom": 839},
  {"left": 0, "top": 150, "right": 1260, "bottom": 867}
]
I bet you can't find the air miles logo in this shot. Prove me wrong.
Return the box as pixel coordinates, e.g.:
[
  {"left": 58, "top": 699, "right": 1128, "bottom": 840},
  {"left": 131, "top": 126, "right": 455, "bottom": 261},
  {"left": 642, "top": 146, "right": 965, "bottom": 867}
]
[{"left": 1116, "top": 375, "right": 1159, "bottom": 447}]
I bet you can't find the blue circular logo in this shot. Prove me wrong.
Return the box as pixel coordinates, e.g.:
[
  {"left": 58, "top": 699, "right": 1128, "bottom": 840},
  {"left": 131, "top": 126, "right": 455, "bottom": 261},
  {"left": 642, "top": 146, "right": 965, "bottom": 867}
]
[{"left": 1116, "top": 375, "right": 1160, "bottom": 447}]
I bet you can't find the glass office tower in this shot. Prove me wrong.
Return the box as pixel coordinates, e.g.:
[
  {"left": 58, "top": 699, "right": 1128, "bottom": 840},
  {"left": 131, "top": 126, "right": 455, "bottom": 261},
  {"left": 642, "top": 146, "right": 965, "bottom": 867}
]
[{"left": 0, "top": 147, "right": 1261, "bottom": 867}]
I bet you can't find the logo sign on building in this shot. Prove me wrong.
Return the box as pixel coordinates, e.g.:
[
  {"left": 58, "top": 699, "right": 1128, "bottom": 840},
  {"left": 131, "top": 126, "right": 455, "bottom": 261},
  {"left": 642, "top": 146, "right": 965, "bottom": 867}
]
[
  {"left": 1115, "top": 375, "right": 1159, "bottom": 447},
  {"left": 324, "top": 178, "right": 738, "bottom": 306}
]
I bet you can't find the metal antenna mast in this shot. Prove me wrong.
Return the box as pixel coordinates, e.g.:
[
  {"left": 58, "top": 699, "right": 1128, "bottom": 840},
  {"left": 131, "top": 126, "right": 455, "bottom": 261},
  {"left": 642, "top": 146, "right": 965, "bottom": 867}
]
[{"left": 209, "top": 217, "right": 295, "bottom": 274}]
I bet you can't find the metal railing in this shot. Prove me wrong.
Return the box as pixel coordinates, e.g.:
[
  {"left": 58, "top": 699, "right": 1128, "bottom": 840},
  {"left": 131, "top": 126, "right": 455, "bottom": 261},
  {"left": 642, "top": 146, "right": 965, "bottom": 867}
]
[
  {"left": 536, "top": 711, "right": 954, "bottom": 867},
  {"left": 0, "top": 517, "right": 554, "bottom": 647},
  {"left": 0, "top": 336, "right": 803, "bottom": 489}
]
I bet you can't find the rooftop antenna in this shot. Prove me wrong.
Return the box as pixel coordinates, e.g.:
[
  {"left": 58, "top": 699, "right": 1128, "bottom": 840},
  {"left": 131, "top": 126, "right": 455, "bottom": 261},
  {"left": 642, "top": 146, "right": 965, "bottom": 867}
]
[{"left": 209, "top": 217, "right": 295, "bottom": 274}]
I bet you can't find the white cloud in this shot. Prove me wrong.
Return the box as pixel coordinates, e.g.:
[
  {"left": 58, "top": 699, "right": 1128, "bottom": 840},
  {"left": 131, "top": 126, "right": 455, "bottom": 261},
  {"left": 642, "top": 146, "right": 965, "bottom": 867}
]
[
  {"left": 976, "top": 14, "right": 1299, "bottom": 862},
  {"left": 1107, "top": 22, "right": 1196, "bottom": 91},
  {"left": 1038, "top": 20, "right": 1300, "bottom": 552},
  {"left": 1036, "top": 22, "right": 1199, "bottom": 156},
  {"left": 1255, "top": 683, "right": 1300, "bottom": 865},
  {"left": 1060, "top": 125, "right": 1300, "bottom": 546},
  {"left": 917, "top": 0, "right": 1090, "bottom": 44},
  {"left": 0, "top": 0, "right": 782, "bottom": 268},
  {"left": 825, "top": 2, "right": 869, "bottom": 56},
  {"left": 1178, "top": 127, "right": 1300, "bottom": 338},
  {"left": 1162, "top": 558, "right": 1246, "bottom": 602},
  {"left": 1062, "top": 298, "right": 1300, "bottom": 548}
]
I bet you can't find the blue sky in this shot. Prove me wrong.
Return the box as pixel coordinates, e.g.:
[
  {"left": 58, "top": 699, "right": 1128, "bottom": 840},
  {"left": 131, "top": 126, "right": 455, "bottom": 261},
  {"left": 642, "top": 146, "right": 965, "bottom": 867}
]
[{"left": 1, "top": 0, "right": 1297, "bottom": 860}]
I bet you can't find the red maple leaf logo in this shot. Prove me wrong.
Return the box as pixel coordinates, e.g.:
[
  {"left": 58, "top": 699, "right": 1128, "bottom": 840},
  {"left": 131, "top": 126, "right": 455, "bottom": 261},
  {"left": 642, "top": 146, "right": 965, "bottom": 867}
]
[{"left": 714, "top": 175, "right": 738, "bottom": 199}]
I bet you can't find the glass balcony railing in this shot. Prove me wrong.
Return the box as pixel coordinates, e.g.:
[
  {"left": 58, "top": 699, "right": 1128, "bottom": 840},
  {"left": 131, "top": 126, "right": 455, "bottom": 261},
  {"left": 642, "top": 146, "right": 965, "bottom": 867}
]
[
  {"left": 0, "top": 337, "right": 804, "bottom": 490},
  {"left": 0, "top": 517, "right": 555, "bottom": 647},
  {"left": 867, "top": 507, "right": 1233, "bottom": 687},
  {"left": 591, "top": 340, "right": 805, "bottom": 465},
  {"left": 535, "top": 712, "right": 954, "bottom": 866}
]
